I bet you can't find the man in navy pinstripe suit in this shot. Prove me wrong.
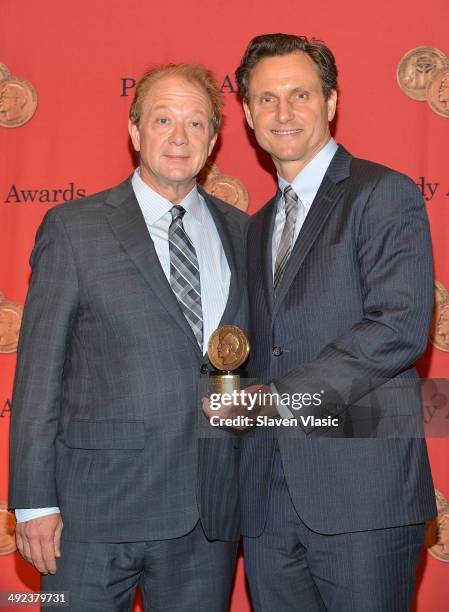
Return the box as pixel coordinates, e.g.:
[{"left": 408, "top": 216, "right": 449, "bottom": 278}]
[{"left": 234, "top": 34, "right": 436, "bottom": 611}]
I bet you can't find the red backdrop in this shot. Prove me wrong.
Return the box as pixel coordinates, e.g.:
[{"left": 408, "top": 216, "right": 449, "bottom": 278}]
[{"left": 1, "top": 1, "right": 448, "bottom": 610}]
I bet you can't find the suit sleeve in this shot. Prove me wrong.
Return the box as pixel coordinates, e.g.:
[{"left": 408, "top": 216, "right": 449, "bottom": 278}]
[
  {"left": 273, "top": 171, "right": 434, "bottom": 432},
  {"left": 9, "top": 208, "right": 79, "bottom": 508}
]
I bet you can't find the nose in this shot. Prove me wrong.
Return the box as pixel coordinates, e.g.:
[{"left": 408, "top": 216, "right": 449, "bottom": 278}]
[
  {"left": 169, "top": 121, "right": 188, "bottom": 146},
  {"left": 276, "top": 98, "right": 293, "bottom": 124}
]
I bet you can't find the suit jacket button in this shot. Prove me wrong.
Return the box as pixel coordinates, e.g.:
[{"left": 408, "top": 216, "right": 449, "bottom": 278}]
[
  {"left": 272, "top": 346, "right": 283, "bottom": 357},
  {"left": 200, "top": 364, "right": 208, "bottom": 374}
]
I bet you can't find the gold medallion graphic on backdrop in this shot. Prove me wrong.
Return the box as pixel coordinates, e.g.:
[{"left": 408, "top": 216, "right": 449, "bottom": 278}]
[
  {"left": 426, "top": 489, "right": 449, "bottom": 563},
  {"left": 427, "top": 68, "right": 449, "bottom": 118},
  {"left": 0, "top": 63, "right": 10, "bottom": 80},
  {"left": 199, "top": 162, "right": 249, "bottom": 212},
  {"left": 429, "top": 282, "right": 449, "bottom": 352},
  {"left": 0, "top": 501, "right": 16, "bottom": 556},
  {"left": 397, "top": 47, "right": 449, "bottom": 118},
  {"left": 0, "top": 291, "right": 23, "bottom": 354},
  {"left": 0, "top": 62, "right": 37, "bottom": 128}
]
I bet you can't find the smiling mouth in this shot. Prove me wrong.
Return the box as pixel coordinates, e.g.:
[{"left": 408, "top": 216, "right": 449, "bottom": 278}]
[{"left": 271, "top": 129, "right": 303, "bottom": 135}]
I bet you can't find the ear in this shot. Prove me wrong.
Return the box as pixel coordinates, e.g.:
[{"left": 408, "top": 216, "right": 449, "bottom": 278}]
[
  {"left": 208, "top": 132, "right": 218, "bottom": 156},
  {"left": 327, "top": 90, "right": 337, "bottom": 122},
  {"left": 243, "top": 101, "right": 254, "bottom": 130},
  {"left": 128, "top": 119, "right": 141, "bottom": 152}
]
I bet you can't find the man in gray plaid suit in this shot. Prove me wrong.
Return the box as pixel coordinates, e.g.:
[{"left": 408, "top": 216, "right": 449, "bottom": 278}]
[{"left": 9, "top": 63, "right": 248, "bottom": 611}]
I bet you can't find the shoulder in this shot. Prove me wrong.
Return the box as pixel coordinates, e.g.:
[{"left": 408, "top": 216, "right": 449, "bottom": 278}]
[
  {"left": 349, "top": 155, "right": 418, "bottom": 193},
  {"left": 345, "top": 156, "right": 426, "bottom": 238},
  {"left": 43, "top": 178, "right": 130, "bottom": 224},
  {"left": 199, "top": 186, "right": 249, "bottom": 232},
  {"left": 248, "top": 193, "right": 277, "bottom": 237},
  {"left": 252, "top": 194, "right": 277, "bottom": 218},
  {"left": 201, "top": 186, "right": 248, "bottom": 219}
]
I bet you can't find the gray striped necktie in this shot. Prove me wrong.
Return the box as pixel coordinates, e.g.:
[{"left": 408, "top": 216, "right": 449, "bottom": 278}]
[
  {"left": 274, "top": 185, "right": 299, "bottom": 292},
  {"left": 168, "top": 205, "right": 203, "bottom": 348}
]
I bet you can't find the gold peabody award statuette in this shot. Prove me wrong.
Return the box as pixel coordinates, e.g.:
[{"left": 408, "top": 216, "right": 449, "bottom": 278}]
[{"left": 207, "top": 325, "right": 250, "bottom": 395}]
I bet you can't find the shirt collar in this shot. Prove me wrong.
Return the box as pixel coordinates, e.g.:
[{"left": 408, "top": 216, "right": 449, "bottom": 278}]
[
  {"left": 277, "top": 138, "right": 338, "bottom": 210},
  {"left": 131, "top": 168, "right": 203, "bottom": 225}
]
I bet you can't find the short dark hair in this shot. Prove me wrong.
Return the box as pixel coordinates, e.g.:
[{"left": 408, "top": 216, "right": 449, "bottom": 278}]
[{"left": 235, "top": 33, "right": 338, "bottom": 101}]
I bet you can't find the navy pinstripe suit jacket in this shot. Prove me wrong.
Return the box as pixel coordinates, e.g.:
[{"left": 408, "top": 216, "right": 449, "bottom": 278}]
[{"left": 240, "top": 145, "right": 436, "bottom": 536}]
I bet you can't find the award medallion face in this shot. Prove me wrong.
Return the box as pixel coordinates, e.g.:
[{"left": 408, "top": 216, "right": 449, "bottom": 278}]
[
  {"left": 426, "top": 67, "right": 449, "bottom": 118},
  {"left": 0, "top": 292, "right": 23, "bottom": 354},
  {"left": 208, "top": 325, "right": 250, "bottom": 371},
  {"left": 0, "top": 76, "right": 38, "bottom": 128},
  {"left": 397, "top": 47, "right": 448, "bottom": 101},
  {"left": 430, "top": 282, "right": 449, "bottom": 352},
  {"left": 0, "top": 63, "right": 10, "bottom": 80},
  {"left": 427, "top": 490, "right": 449, "bottom": 563},
  {"left": 198, "top": 162, "right": 249, "bottom": 212},
  {"left": 203, "top": 175, "right": 249, "bottom": 212}
]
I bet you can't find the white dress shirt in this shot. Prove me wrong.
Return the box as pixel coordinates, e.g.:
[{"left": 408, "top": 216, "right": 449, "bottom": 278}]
[{"left": 15, "top": 169, "right": 231, "bottom": 523}]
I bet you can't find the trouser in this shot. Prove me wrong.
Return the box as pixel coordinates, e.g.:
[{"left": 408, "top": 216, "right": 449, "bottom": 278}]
[
  {"left": 243, "top": 449, "right": 425, "bottom": 612},
  {"left": 41, "top": 520, "right": 237, "bottom": 611}
]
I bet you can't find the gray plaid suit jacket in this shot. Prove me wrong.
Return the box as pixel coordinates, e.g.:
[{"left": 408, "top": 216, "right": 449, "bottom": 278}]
[
  {"left": 9, "top": 176, "right": 248, "bottom": 542},
  {"left": 240, "top": 145, "right": 436, "bottom": 536}
]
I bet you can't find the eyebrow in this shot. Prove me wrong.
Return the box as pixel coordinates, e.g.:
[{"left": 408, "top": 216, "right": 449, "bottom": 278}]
[
  {"left": 255, "top": 91, "right": 278, "bottom": 98},
  {"left": 254, "top": 86, "right": 313, "bottom": 97},
  {"left": 150, "top": 104, "right": 209, "bottom": 116}
]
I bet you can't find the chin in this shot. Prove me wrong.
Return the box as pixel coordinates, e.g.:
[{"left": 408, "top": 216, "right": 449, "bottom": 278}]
[
  {"left": 273, "top": 151, "right": 306, "bottom": 163},
  {"left": 163, "top": 169, "right": 193, "bottom": 182}
]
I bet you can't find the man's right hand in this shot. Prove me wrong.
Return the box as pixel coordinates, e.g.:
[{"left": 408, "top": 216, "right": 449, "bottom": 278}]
[{"left": 15, "top": 513, "right": 63, "bottom": 574}]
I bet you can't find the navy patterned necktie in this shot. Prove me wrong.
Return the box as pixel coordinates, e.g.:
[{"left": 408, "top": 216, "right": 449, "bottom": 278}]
[
  {"left": 274, "top": 185, "right": 299, "bottom": 292},
  {"left": 168, "top": 205, "right": 203, "bottom": 348}
]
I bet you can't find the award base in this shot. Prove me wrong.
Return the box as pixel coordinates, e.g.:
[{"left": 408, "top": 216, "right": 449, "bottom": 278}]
[{"left": 209, "top": 371, "right": 240, "bottom": 396}]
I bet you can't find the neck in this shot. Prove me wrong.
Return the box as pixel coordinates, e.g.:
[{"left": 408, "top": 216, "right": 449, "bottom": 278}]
[
  {"left": 275, "top": 137, "right": 331, "bottom": 183},
  {"left": 139, "top": 167, "right": 195, "bottom": 204}
]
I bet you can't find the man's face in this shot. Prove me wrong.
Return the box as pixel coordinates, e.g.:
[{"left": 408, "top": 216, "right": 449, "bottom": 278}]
[
  {"left": 129, "top": 76, "right": 217, "bottom": 200},
  {"left": 217, "top": 332, "right": 238, "bottom": 365},
  {"left": 243, "top": 52, "right": 337, "bottom": 181}
]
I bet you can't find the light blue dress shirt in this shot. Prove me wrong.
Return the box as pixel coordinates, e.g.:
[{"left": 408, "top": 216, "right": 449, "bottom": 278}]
[
  {"left": 16, "top": 169, "right": 231, "bottom": 523},
  {"left": 272, "top": 138, "right": 338, "bottom": 277},
  {"left": 271, "top": 138, "right": 338, "bottom": 418}
]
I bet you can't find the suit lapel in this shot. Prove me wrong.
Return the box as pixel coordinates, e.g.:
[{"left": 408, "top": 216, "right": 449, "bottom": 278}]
[
  {"left": 106, "top": 176, "right": 202, "bottom": 354},
  {"left": 199, "top": 186, "right": 241, "bottom": 327},
  {"left": 253, "top": 195, "right": 278, "bottom": 317},
  {"left": 272, "top": 145, "right": 352, "bottom": 314}
]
